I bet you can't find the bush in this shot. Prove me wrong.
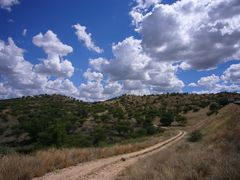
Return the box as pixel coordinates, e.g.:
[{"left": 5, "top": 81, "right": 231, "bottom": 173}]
[
  {"left": 160, "top": 112, "right": 174, "bottom": 126},
  {"left": 188, "top": 130, "right": 202, "bottom": 142},
  {"left": 217, "top": 97, "right": 229, "bottom": 106},
  {"left": 209, "top": 102, "right": 219, "bottom": 111},
  {"left": 0, "top": 146, "right": 16, "bottom": 155},
  {"left": 207, "top": 102, "right": 220, "bottom": 116}
]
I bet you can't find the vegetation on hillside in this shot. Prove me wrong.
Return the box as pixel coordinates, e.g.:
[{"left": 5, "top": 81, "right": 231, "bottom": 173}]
[{"left": 0, "top": 92, "right": 239, "bottom": 152}]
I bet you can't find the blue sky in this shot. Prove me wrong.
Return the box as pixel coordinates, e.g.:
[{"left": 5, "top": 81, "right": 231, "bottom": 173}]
[
  {"left": 0, "top": 0, "right": 240, "bottom": 101},
  {"left": 0, "top": 0, "right": 136, "bottom": 83}
]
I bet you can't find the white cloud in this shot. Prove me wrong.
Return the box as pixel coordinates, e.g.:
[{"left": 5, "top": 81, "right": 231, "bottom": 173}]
[
  {"left": 0, "top": 37, "right": 79, "bottom": 99},
  {"left": 0, "top": 38, "right": 48, "bottom": 98},
  {"left": 33, "top": 30, "right": 73, "bottom": 57},
  {"left": 102, "top": 37, "right": 183, "bottom": 93},
  {"left": 33, "top": 30, "right": 74, "bottom": 78},
  {"left": 131, "top": 0, "right": 240, "bottom": 70},
  {"left": 221, "top": 63, "right": 240, "bottom": 84},
  {"left": 197, "top": 74, "right": 220, "bottom": 88},
  {"left": 0, "top": 0, "right": 19, "bottom": 11},
  {"left": 144, "top": 61, "right": 184, "bottom": 92},
  {"left": 73, "top": 23, "right": 103, "bottom": 53},
  {"left": 83, "top": 68, "right": 103, "bottom": 82},
  {"left": 45, "top": 79, "right": 79, "bottom": 97},
  {"left": 189, "top": 69, "right": 240, "bottom": 93},
  {"left": 103, "top": 81, "right": 122, "bottom": 95},
  {"left": 22, "top": 29, "right": 27, "bottom": 36},
  {"left": 188, "top": 83, "right": 197, "bottom": 87},
  {"left": 130, "top": 0, "right": 160, "bottom": 29},
  {"left": 103, "top": 37, "right": 150, "bottom": 81},
  {"left": 0, "top": 83, "right": 8, "bottom": 95},
  {"left": 134, "top": 0, "right": 160, "bottom": 9},
  {"left": 81, "top": 36, "right": 184, "bottom": 101},
  {"left": 35, "top": 56, "right": 74, "bottom": 78},
  {"left": 79, "top": 81, "right": 104, "bottom": 101},
  {"left": 89, "top": 57, "right": 109, "bottom": 72}
]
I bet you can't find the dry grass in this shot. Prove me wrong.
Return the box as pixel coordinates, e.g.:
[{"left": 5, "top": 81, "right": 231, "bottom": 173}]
[
  {"left": 120, "top": 142, "right": 240, "bottom": 180},
  {"left": 119, "top": 104, "right": 240, "bottom": 180},
  {"left": 184, "top": 106, "right": 209, "bottom": 126},
  {"left": 0, "top": 132, "right": 174, "bottom": 180}
]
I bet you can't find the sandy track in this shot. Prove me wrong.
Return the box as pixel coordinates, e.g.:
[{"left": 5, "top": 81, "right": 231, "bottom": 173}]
[{"left": 34, "top": 131, "right": 185, "bottom": 180}]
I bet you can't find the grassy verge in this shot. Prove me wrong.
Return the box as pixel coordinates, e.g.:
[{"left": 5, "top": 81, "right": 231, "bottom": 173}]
[
  {"left": 119, "top": 104, "right": 240, "bottom": 180},
  {"left": 0, "top": 130, "right": 176, "bottom": 180}
]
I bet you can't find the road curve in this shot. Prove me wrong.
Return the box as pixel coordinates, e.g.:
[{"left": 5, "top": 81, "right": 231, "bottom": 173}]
[{"left": 34, "top": 131, "right": 186, "bottom": 180}]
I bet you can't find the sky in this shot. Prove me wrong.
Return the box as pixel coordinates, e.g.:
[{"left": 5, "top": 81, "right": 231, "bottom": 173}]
[{"left": 0, "top": 0, "right": 240, "bottom": 101}]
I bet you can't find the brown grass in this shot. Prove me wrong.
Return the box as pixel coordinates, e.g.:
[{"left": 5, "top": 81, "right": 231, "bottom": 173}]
[
  {"left": 119, "top": 104, "right": 240, "bottom": 180},
  {"left": 0, "top": 132, "right": 175, "bottom": 180}
]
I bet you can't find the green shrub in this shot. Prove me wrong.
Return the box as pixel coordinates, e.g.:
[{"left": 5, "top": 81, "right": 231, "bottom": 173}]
[
  {"left": 0, "top": 146, "right": 16, "bottom": 155},
  {"left": 160, "top": 112, "right": 174, "bottom": 126},
  {"left": 209, "top": 102, "right": 219, "bottom": 111},
  {"left": 207, "top": 102, "right": 220, "bottom": 116},
  {"left": 217, "top": 97, "right": 229, "bottom": 106}
]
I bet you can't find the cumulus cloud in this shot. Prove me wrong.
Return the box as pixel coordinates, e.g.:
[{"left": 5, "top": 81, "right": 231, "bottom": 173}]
[
  {"left": 103, "top": 37, "right": 183, "bottom": 92},
  {"left": 188, "top": 83, "right": 197, "bottom": 87},
  {"left": 73, "top": 24, "right": 103, "bottom": 53},
  {"left": 103, "top": 81, "right": 122, "bottom": 95},
  {"left": 0, "top": 0, "right": 19, "bottom": 11},
  {"left": 131, "top": 0, "right": 240, "bottom": 70},
  {"left": 82, "top": 36, "right": 184, "bottom": 101},
  {"left": 221, "top": 63, "right": 240, "bottom": 84},
  {"left": 197, "top": 74, "right": 220, "bottom": 88},
  {"left": 134, "top": 0, "right": 160, "bottom": 9},
  {"left": 33, "top": 30, "right": 73, "bottom": 57},
  {"left": 83, "top": 68, "right": 103, "bottom": 82},
  {"left": 189, "top": 66, "right": 240, "bottom": 93},
  {"left": 0, "top": 37, "right": 79, "bottom": 99},
  {"left": 35, "top": 57, "right": 74, "bottom": 78},
  {"left": 89, "top": 57, "right": 109, "bottom": 72},
  {"left": 79, "top": 81, "right": 104, "bottom": 101},
  {"left": 103, "top": 37, "right": 150, "bottom": 81},
  {"left": 0, "top": 38, "right": 47, "bottom": 98},
  {"left": 130, "top": 0, "right": 160, "bottom": 28},
  {"left": 45, "top": 79, "right": 79, "bottom": 97},
  {"left": 33, "top": 30, "right": 74, "bottom": 78}
]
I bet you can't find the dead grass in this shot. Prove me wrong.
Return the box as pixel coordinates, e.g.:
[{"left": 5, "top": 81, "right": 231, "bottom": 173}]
[
  {"left": 119, "top": 104, "right": 240, "bottom": 180},
  {"left": 184, "top": 106, "right": 209, "bottom": 126},
  {"left": 0, "top": 132, "right": 174, "bottom": 180}
]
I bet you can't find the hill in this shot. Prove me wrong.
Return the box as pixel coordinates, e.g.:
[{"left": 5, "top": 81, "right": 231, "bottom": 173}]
[
  {"left": 119, "top": 104, "right": 240, "bottom": 180},
  {"left": 0, "top": 92, "right": 239, "bottom": 153}
]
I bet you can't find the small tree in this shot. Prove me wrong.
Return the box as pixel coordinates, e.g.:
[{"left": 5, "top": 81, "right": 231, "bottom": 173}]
[
  {"left": 209, "top": 102, "right": 219, "bottom": 111},
  {"left": 207, "top": 102, "right": 219, "bottom": 116},
  {"left": 160, "top": 112, "right": 174, "bottom": 126},
  {"left": 217, "top": 97, "right": 229, "bottom": 106}
]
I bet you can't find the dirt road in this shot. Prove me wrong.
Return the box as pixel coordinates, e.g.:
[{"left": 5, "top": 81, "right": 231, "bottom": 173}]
[{"left": 34, "top": 131, "right": 186, "bottom": 180}]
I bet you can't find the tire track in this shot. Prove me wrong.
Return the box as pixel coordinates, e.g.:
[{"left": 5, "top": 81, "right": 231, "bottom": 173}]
[{"left": 35, "top": 131, "right": 185, "bottom": 180}]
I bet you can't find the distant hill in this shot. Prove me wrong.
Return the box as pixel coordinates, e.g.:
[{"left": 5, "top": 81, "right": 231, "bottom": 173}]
[{"left": 0, "top": 93, "right": 239, "bottom": 152}]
